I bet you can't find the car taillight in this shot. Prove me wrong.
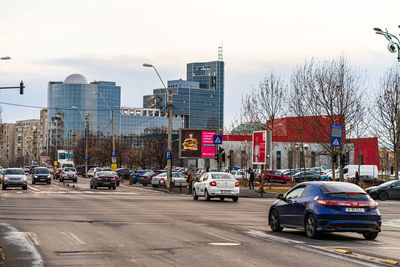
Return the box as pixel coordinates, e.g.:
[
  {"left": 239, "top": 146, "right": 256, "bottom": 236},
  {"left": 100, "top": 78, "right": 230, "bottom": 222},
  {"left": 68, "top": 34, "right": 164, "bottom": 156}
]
[
  {"left": 161, "top": 178, "right": 164, "bottom": 181},
  {"left": 316, "top": 200, "right": 377, "bottom": 207},
  {"left": 111, "top": 177, "right": 115, "bottom": 180},
  {"left": 210, "top": 181, "right": 217, "bottom": 186},
  {"left": 96, "top": 177, "right": 101, "bottom": 180},
  {"left": 235, "top": 182, "right": 240, "bottom": 187}
]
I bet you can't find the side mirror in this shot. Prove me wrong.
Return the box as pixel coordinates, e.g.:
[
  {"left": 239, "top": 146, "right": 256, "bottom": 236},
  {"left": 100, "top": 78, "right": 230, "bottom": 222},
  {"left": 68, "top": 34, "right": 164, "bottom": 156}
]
[{"left": 276, "top": 193, "right": 284, "bottom": 200}]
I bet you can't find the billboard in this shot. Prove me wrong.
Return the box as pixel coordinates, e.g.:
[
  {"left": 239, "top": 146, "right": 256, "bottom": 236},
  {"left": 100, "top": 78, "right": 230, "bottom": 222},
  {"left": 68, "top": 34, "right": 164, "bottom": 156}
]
[
  {"left": 179, "top": 129, "right": 217, "bottom": 158},
  {"left": 252, "top": 131, "right": 267, "bottom": 164}
]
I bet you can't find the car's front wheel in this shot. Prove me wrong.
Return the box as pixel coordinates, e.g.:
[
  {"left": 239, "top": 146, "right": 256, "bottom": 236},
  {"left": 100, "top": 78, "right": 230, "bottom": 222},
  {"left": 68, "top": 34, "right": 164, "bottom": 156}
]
[
  {"left": 379, "top": 191, "right": 389, "bottom": 201},
  {"left": 269, "top": 209, "right": 283, "bottom": 232},
  {"left": 2, "top": 184, "right": 6, "bottom": 190},
  {"left": 204, "top": 190, "right": 211, "bottom": 201},
  {"left": 193, "top": 189, "right": 198, "bottom": 200},
  {"left": 363, "top": 232, "right": 378, "bottom": 240},
  {"left": 22, "top": 185, "right": 27, "bottom": 190},
  {"left": 305, "top": 214, "right": 319, "bottom": 239}
]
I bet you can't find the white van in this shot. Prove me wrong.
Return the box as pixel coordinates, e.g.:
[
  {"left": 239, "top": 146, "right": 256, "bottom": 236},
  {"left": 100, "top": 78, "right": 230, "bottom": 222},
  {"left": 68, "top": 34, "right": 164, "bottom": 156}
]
[{"left": 343, "top": 165, "right": 378, "bottom": 180}]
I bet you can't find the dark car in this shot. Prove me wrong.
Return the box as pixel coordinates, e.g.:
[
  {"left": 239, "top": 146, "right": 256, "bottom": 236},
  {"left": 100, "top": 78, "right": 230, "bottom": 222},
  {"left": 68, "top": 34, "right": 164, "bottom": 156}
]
[
  {"left": 365, "top": 180, "right": 400, "bottom": 201},
  {"left": 138, "top": 170, "right": 163, "bottom": 186},
  {"left": 90, "top": 171, "right": 116, "bottom": 190},
  {"left": 292, "top": 171, "right": 321, "bottom": 183},
  {"left": 268, "top": 182, "right": 381, "bottom": 240},
  {"left": 32, "top": 167, "right": 51, "bottom": 184},
  {"left": 130, "top": 170, "right": 150, "bottom": 184},
  {"left": 347, "top": 175, "right": 385, "bottom": 186},
  {"left": 116, "top": 168, "right": 133, "bottom": 182},
  {"left": 263, "top": 170, "right": 292, "bottom": 184}
]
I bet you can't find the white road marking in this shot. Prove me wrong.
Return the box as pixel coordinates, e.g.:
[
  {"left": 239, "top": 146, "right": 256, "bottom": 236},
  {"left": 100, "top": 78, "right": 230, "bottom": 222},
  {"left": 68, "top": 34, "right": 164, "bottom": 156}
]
[
  {"left": 28, "top": 186, "right": 41, "bottom": 192},
  {"left": 382, "top": 219, "right": 400, "bottom": 227},
  {"left": 62, "top": 232, "right": 85, "bottom": 245},
  {"left": 246, "top": 229, "right": 305, "bottom": 244},
  {"left": 21, "top": 232, "right": 41, "bottom": 246},
  {"left": 207, "top": 232, "right": 241, "bottom": 245},
  {"left": 208, "top": 242, "right": 240, "bottom": 246}
]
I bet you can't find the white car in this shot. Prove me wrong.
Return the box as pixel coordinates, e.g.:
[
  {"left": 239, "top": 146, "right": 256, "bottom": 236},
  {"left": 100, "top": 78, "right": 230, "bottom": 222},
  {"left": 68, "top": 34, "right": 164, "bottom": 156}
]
[
  {"left": 231, "top": 170, "right": 245, "bottom": 180},
  {"left": 87, "top": 167, "right": 100, "bottom": 178},
  {"left": 60, "top": 167, "right": 78, "bottom": 183},
  {"left": 151, "top": 172, "right": 187, "bottom": 187},
  {"left": 192, "top": 172, "right": 240, "bottom": 202}
]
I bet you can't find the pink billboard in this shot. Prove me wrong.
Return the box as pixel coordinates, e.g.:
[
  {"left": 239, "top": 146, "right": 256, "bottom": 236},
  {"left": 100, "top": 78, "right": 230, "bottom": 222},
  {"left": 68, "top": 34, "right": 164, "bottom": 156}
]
[
  {"left": 201, "top": 130, "right": 217, "bottom": 158},
  {"left": 252, "top": 131, "right": 266, "bottom": 164}
]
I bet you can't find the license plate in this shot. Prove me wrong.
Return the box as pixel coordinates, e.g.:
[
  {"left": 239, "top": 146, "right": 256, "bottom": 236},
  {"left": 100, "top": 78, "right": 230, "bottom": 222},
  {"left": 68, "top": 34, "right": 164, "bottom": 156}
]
[
  {"left": 221, "top": 190, "right": 232, "bottom": 193},
  {"left": 345, "top": 207, "right": 365, "bottom": 213}
]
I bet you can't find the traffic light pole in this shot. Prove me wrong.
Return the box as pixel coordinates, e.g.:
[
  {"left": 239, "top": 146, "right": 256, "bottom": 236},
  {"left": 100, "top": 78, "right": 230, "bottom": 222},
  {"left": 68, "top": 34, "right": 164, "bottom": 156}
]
[{"left": 0, "top": 81, "right": 25, "bottom": 94}]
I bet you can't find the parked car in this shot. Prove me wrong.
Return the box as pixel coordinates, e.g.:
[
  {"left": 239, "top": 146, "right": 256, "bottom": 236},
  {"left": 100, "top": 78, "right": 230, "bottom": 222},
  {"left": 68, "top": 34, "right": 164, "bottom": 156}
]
[
  {"left": 268, "top": 181, "right": 381, "bottom": 240},
  {"left": 264, "top": 170, "right": 292, "bottom": 184},
  {"left": 343, "top": 165, "right": 378, "bottom": 180},
  {"left": 131, "top": 170, "right": 151, "bottom": 184},
  {"left": 111, "top": 171, "right": 120, "bottom": 186},
  {"left": 60, "top": 167, "right": 78, "bottom": 183},
  {"left": 292, "top": 171, "right": 321, "bottom": 182},
  {"left": 365, "top": 180, "right": 400, "bottom": 201},
  {"left": 347, "top": 175, "right": 385, "bottom": 186},
  {"left": 231, "top": 170, "right": 245, "bottom": 180},
  {"left": 192, "top": 172, "right": 240, "bottom": 202},
  {"left": 116, "top": 168, "right": 133, "bottom": 182},
  {"left": 2, "top": 168, "right": 27, "bottom": 190},
  {"left": 90, "top": 171, "right": 117, "bottom": 190},
  {"left": 87, "top": 167, "right": 101, "bottom": 178},
  {"left": 151, "top": 172, "right": 188, "bottom": 187},
  {"left": 32, "top": 167, "right": 51, "bottom": 184},
  {"left": 138, "top": 170, "right": 163, "bottom": 186},
  {"left": 54, "top": 168, "right": 63, "bottom": 180}
]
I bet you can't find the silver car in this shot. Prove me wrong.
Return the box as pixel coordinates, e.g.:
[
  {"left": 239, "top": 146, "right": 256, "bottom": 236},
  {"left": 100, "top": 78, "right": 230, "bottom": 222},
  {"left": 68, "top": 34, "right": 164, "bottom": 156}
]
[
  {"left": 151, "top": 172, "right": 188, "bottom": 187},
  {"left": 2, "top": 168, "right": 28, "bottom": 190},
  {"left": 60, "top": 167, "right": 78, "bottom": 183}
]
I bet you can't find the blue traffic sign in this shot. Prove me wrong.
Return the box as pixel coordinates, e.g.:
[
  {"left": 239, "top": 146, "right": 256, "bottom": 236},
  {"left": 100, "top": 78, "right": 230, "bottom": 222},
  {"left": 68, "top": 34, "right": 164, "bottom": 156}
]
[
  {"left": 331, "top": 137, "right": 342, "bottom": 147},
  {"left": 111, "top": 151, "right": 117, "bottom": 157},
  {"left": 84, "top": 156, "right": 89, "bottom": 161},
  {"left": 331, "top": 125, "right": 343, "bottom": 138},
  {"left": 166, "top": 150, "right": 172, "bottom": 160},
  {"left": 213, "top": 135, "right": 223, "bottom": 145}
]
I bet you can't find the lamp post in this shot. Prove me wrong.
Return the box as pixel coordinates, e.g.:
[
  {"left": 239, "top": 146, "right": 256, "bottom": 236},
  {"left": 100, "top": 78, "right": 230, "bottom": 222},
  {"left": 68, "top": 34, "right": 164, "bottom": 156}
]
[
  {"left": 72, "top": 106, "right": 89, "bottom": 177},
  {"left": 143, "top": 63, "right": 173, "bottom": 191},
  {"left": 92, "top": 91, "right": 116, "bottom": 171},
  {"left": 373, "top": 27, "right": 400, "bottom": 62}
]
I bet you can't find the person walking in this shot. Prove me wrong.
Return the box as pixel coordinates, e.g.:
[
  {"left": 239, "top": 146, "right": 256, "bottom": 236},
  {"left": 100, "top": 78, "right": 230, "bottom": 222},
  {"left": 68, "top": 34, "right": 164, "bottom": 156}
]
[
  {"left": 187, "top": 171, "right": 194, "bottom": 194},
  {"left": 249, "top": 168, "right": 255, "bottom": 190},
  {"left": 355, "top": 171, "right": 360, "bottom": 186}
]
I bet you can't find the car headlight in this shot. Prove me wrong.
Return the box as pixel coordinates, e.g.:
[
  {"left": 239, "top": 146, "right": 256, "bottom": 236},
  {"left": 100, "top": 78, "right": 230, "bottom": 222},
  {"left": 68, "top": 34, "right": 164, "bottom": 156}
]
[
  {"left": 34, "top": 175, "right": 38, "bottom": 178},
  {"left": 22, "top": 176, "right": 27, "bottom": 181},
  {"left": 4, "top": 177, "right": 9, "bottom": 180}
]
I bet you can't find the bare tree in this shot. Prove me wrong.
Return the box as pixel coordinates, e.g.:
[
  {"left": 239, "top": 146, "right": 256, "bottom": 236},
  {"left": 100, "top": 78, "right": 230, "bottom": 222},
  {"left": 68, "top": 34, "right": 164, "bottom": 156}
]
[{"left": 373, "top": 66, "right": 400, "bottom": 180}]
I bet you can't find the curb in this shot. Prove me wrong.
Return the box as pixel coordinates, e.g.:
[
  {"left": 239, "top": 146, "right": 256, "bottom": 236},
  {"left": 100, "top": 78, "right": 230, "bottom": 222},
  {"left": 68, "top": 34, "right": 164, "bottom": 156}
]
[{"left": 382, "top": 259, "right": 400, "bottom": 266}]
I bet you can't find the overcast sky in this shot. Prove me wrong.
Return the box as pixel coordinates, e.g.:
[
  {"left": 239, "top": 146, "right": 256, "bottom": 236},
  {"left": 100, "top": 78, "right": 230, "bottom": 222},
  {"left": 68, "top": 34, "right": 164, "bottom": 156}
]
[{"left": 0, "top": 0, "right": 399, "bottom": 125}]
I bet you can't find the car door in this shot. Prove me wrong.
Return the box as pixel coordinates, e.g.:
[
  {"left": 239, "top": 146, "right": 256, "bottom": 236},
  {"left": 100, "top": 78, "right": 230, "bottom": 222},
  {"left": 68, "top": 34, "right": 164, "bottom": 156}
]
[
  {"left": 388, "top": 181, "right": 400, "bottom": 199},
  {"left": 196, "top": 174, "right": 207, "bottom": 195},
  {"left": 277, "top": 186, "right": 306, "bottom": 226},
  {"left": 292, "top": 185, "right": 316, "bottom": 226}
]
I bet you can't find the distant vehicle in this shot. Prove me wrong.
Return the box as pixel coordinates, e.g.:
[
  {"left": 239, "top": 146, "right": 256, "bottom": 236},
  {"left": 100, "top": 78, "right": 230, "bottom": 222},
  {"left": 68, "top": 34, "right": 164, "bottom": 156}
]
[
  {"left": 192, "top": 172, "right": 240, "bottom": 202},
  {"left": 2, "top": 168, "right": 27, "bottom": 190},
  {"left": 151, "top": 172, "right": 187, "bottom": 187},
  {"left": 90, "top": 171, "right": 116, "bottom": 190},
  {"left": 347, "top": 175, "right": 385, "bottom": 186},
  {"left": 343, "top": 165, "right": 378, "bottom": 180},
  {"left": 365, "top": 180, "right": 400, "bottom": 201},
  {"left": 116, "top": 168, "right": 133, "bottom": 182},
  {"left": 321, "top": 169, "right": 339, "bottom": 181},
  {"left": 231, "top": 170, "right": 245, "bottom": 180},
  {"left": 60, "top": 167, "right": 78, "bottom": 183},
  {"left": 292, "top": 171, "right": 321, "bottom": 183},
  {"left": 87, "top": 167, "right": 101, "bottom": 178},
  {"left": 29, "top": 165, "right": 39, "bottom": 174},
  {"left": 138, "top": 170, "right": 162, "bottom": 186},
  {"left": 131, "top": 170, "right": 151, "bottom": 184},
  {"left": 23, "top": 166, "right": 30, "bottom": 174},
  {"left": 32, "top": 167, "right": 51, "bottom": 184},
  {"left": 60, "top": 162, "right": 74, "bottom": 169},
  {"left": 264, "top": 170, "right": 292, "bottom": 184},
  {"left": 110, "top": 171, "right": 120, "bottom": 186},
  {"left": 268, "top": 182, "right": 381, "bottom": 240},
  {"left": 54, "top": 168, "right": 63, "bottom": 180}
]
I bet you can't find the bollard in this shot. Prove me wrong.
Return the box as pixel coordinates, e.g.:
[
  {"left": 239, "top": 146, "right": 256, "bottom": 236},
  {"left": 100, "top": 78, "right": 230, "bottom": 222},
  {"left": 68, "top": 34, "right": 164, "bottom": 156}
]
[{"left": 129, "top": 175, "right": 132, "bottom": 185}]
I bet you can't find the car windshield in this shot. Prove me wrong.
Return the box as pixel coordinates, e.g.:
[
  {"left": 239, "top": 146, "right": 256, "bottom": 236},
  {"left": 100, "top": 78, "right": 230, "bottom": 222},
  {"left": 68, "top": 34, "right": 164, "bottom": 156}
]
[
  {"left": 65, "top": 168, "right": 76, "bottom": 172},
  {"left": 5, "top": 169, "right": 24, "bottom": 175},
  {"left": 96, "top": 171, "right": 113, "bottom": 177},
  {"left": 211, "top": 173, "right": 235, "bottom": 180},
  {"left": 35, "top": 168, "right": 49, "bottom": 174},
  {"left": 377, "top": 180, "right": 398, "bottom": 188},
  {"left": 320, "top": 183, "right": 370, "bottom": 200}
]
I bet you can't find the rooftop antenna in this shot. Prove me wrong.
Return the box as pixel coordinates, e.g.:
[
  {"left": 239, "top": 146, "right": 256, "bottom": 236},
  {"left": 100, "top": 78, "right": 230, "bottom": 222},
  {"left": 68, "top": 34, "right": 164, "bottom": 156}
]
[{"left": 218, "top": 42, "right": 223, "bottom": 61}]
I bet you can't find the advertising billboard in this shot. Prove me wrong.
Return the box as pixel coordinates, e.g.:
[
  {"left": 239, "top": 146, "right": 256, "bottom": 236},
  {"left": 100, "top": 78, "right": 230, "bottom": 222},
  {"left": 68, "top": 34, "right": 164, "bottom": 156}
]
[
  {"left": 179, "top": 129, "right": 217, "bottom": 158},
  {"left": 252, "top": 131, "right": 266, "bottom": 164}
]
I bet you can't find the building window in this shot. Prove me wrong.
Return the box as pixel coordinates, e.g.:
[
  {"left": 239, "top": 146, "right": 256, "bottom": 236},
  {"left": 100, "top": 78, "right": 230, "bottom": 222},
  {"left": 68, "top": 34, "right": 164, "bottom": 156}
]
[{"left": 276, "top": 151, "right": 281, "bottom": 170}]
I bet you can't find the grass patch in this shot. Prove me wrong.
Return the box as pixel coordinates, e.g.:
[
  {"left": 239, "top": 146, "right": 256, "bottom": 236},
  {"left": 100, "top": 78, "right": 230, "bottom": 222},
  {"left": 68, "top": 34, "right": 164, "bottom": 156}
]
[{"left": 263, "top": 188, "right": 289, "bottom": 194}]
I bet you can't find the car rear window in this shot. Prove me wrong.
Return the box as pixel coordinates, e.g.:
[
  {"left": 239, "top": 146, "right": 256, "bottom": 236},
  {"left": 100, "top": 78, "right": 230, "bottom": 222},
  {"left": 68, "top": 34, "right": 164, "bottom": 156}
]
[
  {"left": 96, "top": 171, "right": 113, "bottom": 177},
  {"left": 320, "top": 183, "right": 370, "bottom": 200},
  {"left": 211, "top": 173, "right": 235, "bottom": 180},
  {"left": 65, "top": 168, "right": 76, "bottom": 172}
]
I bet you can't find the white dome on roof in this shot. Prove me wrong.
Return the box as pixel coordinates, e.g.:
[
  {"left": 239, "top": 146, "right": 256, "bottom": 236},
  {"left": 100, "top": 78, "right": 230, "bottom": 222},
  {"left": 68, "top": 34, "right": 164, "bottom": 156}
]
[{"left": 64, "top": 74, "right": 89, "bottom": 84}]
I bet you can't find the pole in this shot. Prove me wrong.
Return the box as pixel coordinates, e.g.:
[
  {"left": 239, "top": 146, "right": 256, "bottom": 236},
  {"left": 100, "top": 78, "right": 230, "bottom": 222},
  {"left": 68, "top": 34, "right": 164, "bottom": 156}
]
[
  {"left": 85, "top": 114, "right": 89, "bottom": 178},
  {"left": 111, "top": 110, "right": 116, "bottom": 171},
  {"left": 167, "top": 89, "right": 173, "bottom": 191}
]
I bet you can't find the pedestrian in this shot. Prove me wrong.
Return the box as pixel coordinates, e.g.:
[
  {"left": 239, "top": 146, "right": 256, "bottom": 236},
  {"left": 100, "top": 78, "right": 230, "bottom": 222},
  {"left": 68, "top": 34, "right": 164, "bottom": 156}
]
[
  {"left": 249, "top": 168, "right": 255, "bottom": 190},
  {"left": 355, "top": 171, "right": 360, "bottom": 186},
  {"left": 187, "top": 171, "right": 194, "bottom": 193}
]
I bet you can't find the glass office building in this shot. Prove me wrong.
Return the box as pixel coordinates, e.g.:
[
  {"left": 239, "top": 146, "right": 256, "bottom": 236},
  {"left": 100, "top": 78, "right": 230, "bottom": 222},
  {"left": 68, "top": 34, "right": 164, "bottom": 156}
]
[
  {"left": 143, "top": 60, "right": 224, "bottom": 131},
  {"left": 47, "top": 74, "right": 180, "bottom": 150}
]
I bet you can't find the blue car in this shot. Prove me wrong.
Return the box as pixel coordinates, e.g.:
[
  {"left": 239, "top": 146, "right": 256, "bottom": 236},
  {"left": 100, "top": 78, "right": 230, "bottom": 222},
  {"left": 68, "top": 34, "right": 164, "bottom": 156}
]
[{"left": 268, "top": 181, "right": 381, "bottom": 240}]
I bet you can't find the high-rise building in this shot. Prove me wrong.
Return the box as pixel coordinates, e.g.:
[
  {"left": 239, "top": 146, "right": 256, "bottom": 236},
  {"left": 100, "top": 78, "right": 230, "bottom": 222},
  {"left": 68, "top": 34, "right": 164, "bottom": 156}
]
[
  {"left": 14, "top": 119, "right": 41, "bottom": 166},
  {"left": 143, "top": 60, "right": 224, "bottom": 131},
  {"left": 0, "top": 123, "right": 16, "bottom": 167}
]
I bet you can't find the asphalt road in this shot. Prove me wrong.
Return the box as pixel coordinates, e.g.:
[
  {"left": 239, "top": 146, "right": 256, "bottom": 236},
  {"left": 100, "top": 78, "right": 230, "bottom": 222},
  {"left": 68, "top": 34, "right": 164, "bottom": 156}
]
[{"left": 0, "top": 176, "right": 399, "bottom": 267}]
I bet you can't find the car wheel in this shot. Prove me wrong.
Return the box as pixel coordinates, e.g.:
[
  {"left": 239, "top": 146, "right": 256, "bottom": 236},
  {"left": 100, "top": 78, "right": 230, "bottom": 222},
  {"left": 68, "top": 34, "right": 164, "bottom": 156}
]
[
  {"left": 143, "top": 183, "right": 148, "bottom": 187},
  {"left": 363, "top": 232, "right": 378, "bottom": 240},
  {"left": 32, "top": 179, "right": 36, "bottom": 185},
  {"left": 22, "top": 185, "right": 27, "bottom": 190},
  {"left": 47, "top": 181, "right": 51, "bottom": 185},
  {"left": 379, "top": 191, "right": 389, "bottom": 201},
  {"left": 74, "top": 179, "right": 77, "bottom": 183},
  {"left": 90, "top": 184, "right": 93, "bottom": 189},
  {"left": 232, "top": 196, "right": 239, "bottom": 202},
  {"left": 133, "top": 181, "right": 137, "bottom": 184},
  {"left": 193, "top": 189, "right": 198, "bottom": 200},
  {"left": 2, "top": 184, "right": 6, "bottom": 190},
  {"left": 220, "top": 197, "right": 225, "bottom": 201},
  {"left": 93, "top": 184, "right": 97, "bottom": 189},
  {"left": 305, "top": 214, "right": 319, "bottom": 239},
  {"left": 269, "top": 209, "right": 283, "bottom": 232},
  {"left": 113, "top": 186, "right": 116, "bottom": 190},
  {"left": 204, "top": 190, "right": 211, "bottom": 201},
  {"left": 60, "top": 178, "right": 63, "bottom": 183},
  {"left": 116, "top": 181, "right": 120, "bottom": 186},
  {"left": 109, "top": 187, "right": 111, "bottom": 190}
]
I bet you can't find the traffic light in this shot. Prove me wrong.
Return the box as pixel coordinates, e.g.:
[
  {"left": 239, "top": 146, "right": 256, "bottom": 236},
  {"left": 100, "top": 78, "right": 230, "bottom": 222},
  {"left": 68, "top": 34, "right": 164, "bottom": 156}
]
[
  {"left": 340, "top": 154, "right": 345, "bottom": 167},
  {"left": 19, "top": 81, "right": 24, "bottom": 95}
]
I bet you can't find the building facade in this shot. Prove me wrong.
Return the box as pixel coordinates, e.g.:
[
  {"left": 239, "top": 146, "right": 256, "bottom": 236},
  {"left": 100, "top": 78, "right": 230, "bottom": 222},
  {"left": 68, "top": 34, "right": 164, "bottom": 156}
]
[
  {"left": 0, "top": 123, "right": 16, "bottom": 167},
  {"left": 14, "top": 119, "right": 41, "bottom": 166}
]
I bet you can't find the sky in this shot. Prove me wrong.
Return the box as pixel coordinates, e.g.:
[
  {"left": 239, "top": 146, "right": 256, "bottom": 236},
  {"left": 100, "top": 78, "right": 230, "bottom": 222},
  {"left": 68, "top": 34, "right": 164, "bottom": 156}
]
[{"left": 0, "top": 0, "right": 399, "bottom": 126}]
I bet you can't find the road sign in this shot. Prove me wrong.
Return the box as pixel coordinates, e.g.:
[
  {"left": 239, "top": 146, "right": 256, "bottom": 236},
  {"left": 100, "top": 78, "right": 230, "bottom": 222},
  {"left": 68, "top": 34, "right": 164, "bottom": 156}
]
[
  {"left": 111, "top": 151, "right": 117, "bottom": 157},
  {"left": 213, "top": 135, "right": 223, "bottom": 145},
  {"left": 331, "top": 137, "right": 342, "bottom": 147},
  {"left": 166, "top": 150, "right": 172, "bottom": 160},
  {"left": 331, "top": 125, "right": 343, "bottom": 138},
  {"left": 84, "top": 156, "right": 88, "bottom": 161}
]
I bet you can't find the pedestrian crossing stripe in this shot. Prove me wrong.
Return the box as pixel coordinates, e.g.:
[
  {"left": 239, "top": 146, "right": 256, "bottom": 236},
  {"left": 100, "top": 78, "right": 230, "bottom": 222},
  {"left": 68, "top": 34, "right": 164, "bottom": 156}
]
[{"left": 333, "top": 139, "right": 339, "bottom": 146}]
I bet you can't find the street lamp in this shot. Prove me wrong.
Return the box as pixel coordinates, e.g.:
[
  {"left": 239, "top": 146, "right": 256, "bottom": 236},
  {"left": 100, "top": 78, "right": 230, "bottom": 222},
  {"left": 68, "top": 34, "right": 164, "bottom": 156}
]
[
  {"left": 373, "top": 26, "right": 400, "bottom": 62},
  {"left": 143, "top": 63, "right": 173, "bottom": 191},
  {"left": 91, "top": 91, "right": 116, "bottom": 170},
  {"left": 72, "top": 106, "right": 89, "bottom": 177}
]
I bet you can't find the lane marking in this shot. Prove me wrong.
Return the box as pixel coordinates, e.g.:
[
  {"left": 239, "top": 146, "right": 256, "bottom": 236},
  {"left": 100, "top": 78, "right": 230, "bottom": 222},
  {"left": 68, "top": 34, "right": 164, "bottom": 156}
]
[
  {"left": 208, "top": 242, "right": 240, "bottom": 246},
  {"left": 246, "top": 229, "right": 305, "bottom": 244},
  {"left": 207, "top": 232, "right": 241, "bottom": 245},
  {"left": 62, "top": 232, "right": 85, "bottom": 245},
  {"left": 22, "top": 232, "right": 41, "bottom": 246},
  {"left": 383, "top": 219, "right": 400, "bottom": 228}
]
